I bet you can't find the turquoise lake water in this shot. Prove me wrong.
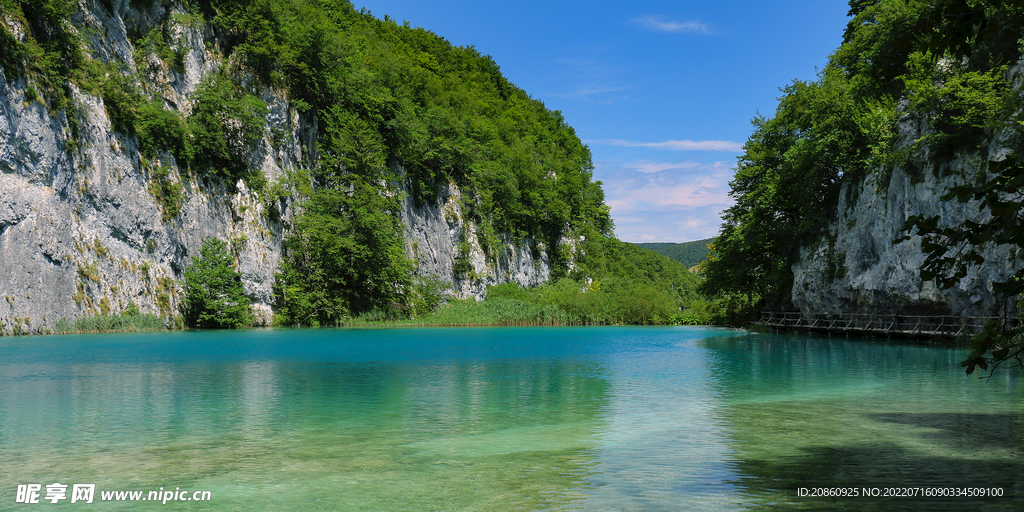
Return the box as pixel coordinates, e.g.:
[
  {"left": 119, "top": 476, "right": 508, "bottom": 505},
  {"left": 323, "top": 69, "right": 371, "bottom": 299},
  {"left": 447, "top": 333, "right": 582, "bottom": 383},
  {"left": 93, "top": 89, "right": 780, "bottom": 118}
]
[{"left": 1, "top": 326, "right": 1022, "bottom": 510}]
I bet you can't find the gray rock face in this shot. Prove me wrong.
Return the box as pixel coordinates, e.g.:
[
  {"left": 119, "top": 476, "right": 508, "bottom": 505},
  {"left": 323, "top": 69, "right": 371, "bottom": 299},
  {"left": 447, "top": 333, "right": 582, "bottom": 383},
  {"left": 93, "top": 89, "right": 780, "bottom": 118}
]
[
  {"left": 400, "top": 179, "right": 550, "bottom": 300},
  {"left": 791, "top": 114, "right": 1023, "bottom": 318},
  {"left": 0, "top": 2, "right": 556, "bottom": 334}
]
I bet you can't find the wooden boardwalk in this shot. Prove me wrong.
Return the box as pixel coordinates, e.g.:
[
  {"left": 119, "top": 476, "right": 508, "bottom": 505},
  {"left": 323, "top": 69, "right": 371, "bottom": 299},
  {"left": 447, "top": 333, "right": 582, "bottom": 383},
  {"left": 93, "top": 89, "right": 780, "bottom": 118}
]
[{"left": 757, "top": 311, "right": 1007, "bottom": 339}]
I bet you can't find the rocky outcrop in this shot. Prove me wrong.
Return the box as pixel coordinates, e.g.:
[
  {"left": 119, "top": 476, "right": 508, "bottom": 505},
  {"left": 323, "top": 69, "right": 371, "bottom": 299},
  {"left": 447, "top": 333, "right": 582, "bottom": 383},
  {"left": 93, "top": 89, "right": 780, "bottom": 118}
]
[
  {"left": 0, "top": 32, "right": 297, "bottom": 332},
  {"left": 400, "top": 179, "right": 550, "bottom": 299},
  {"left": 791, "top": 106, "right": 1023, "bottom": 318},
  {"left": 0, "top": 1, "right": 555, "bottom": 334}
]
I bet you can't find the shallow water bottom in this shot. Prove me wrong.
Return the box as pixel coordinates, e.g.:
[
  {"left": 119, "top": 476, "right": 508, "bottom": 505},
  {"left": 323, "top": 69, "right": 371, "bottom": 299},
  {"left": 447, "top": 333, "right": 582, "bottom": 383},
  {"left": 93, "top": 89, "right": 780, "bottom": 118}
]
[{"left": 1, "top": 327, "right": 1021, "bottom": 510}]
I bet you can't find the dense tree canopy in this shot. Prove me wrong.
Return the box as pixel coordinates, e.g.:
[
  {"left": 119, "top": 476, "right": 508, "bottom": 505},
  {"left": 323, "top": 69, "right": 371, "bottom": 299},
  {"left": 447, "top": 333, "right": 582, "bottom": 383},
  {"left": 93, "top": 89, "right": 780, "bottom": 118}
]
[
  {"left": 273, "top": 181, "right": 412, "bottom": 326},
  {"left": 182, "top": 237, "right": 252, "bottom": 329},
  {"left": 202, "top": 0, "right": 612, "bottom": 247},
  {"left": 700, "top": 66, "right": 869, "bottom": 309},
  {"left": 636, "top": 239, "right": 714, "bottom": 269}
]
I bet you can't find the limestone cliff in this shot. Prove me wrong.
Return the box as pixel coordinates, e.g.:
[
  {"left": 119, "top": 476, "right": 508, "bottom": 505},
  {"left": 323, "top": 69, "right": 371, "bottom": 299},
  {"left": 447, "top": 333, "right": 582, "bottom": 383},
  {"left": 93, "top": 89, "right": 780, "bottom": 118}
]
[
  {"left": 399, "top": 178, "right": 550, "bottom": 299},
  {"left": 0, "top": 1, "right": 553, "bottom": 334},
  {"left": 791, "top": 97, "right": 1024, "bottom": 318}
]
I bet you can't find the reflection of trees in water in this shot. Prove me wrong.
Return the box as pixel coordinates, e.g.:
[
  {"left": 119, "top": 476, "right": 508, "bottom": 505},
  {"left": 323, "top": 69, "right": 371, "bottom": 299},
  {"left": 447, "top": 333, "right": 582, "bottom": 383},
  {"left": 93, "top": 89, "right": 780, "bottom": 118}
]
[
  {"left": 701, "top": 333, "right": 976, "bottom": 397},
  {"left": 699, "top": 333, "right": 1024, "bottom": 510}
]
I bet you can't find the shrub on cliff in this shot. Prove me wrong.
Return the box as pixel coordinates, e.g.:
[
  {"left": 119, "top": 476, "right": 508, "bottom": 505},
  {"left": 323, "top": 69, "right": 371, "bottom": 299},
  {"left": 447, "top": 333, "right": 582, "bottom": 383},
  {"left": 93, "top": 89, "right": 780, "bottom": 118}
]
[{"left": 182, "top": 237, "right": 252, "bottom": 329}]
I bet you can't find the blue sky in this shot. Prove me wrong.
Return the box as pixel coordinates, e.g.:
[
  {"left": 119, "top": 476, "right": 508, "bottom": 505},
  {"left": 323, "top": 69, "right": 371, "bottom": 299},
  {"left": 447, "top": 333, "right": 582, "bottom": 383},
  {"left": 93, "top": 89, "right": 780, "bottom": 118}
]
[{"left": 355, "top": 0, "right": 852, "bottom": 242}]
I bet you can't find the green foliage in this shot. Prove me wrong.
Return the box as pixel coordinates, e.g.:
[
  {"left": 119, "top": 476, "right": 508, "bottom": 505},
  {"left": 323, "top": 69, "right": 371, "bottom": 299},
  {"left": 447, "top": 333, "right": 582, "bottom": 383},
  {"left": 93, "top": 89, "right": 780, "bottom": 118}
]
[
  {"left": 91, "top": 63, "right": 136, "bottom": 130},
  {"left": 956, "top": 287, "right": 1024, "bottom": 377},
  {"left": 134, "top": 27, "right": 186, "bottom": 73},
  {"left": 835, "top": 0, "right": 1023, "bottom": 98},
  {"left": 93, "top": 66, "right": 254, "bottom": 187},
  {"left": 8, "top": 10, "right": 191, "bottom": 171},
  {"left": 273, "top": 184, "right": 412, "bottom": 326},
  {"left": 70, "top": 304, "right": 165, "bottom": 333},
  {"left": 854, "top": 96, "right": 899, "bottom": 173},
  {"left": 18, "top": 0, "right": 661, "bottom": 328},
  {"left": 834, "top": 0, "right": 928, "bottom": 99},
  {"left": 188, "top": 72, "right": 267, "bottom": 182},
  {"left": 701, "top": 67, "right": 868, "bottom": 313},
  {"left": 182, "top": 237, "right": 252, "bottom": 329},
  {"left": 408, "top": 240, "right": 703, "bottom": 326},
  {"left": 137, "top": 99, "right": 190, "bottom": 160},
  {"left": 690, "top": 0, "right": 1024, "bottom": 357},
  {"left": 415, "top": 279, "right": 681, "bottom": 327},
  {"left": 407, "top": 277, "right": 450, "bottom": 317},
  {"left": 635, "top": 238, "right": 714, "bottom": 269},
  {"left": 865, "top": 3, "right": 1024, "bottom": 374},
  {"left": 902, "top": 56, "right": 1011, "bottom": 162},
  {"left": 53, "top": 317, "right": 73, "bottom": 333},
  {"left": 261, "top": 176, "right": 290, "bottom": 222},
  {"left": 452, "top": 239, "right": 473, "bottom": 278},
  {"left": 202, "top": 0, "right": 610, "bottom": 260},
  {"left": 0, "top": 20, "right": 29, "bottom": 80},
  {"left": 915, "top": 0, "right": 1024, "bottom": 71},
  {"left": 5, "top": 0, "right": 82, "bottom": 112},
  {"left": 148, "top": 165, "right": 186, "bottom": 220},
  {"left": 97, "top": 62, "right": 191, "bottom": 163},
  {"left": 284, "top": 233, "right": 702, "bottom": 327},
  {"left": 77, "top": 262, "right": 101, "bottom": 282},
  {"left": 414, "top": 296, "right": 571, "bottom": 326},
  {"left": 573, "top": 235, "right": 700, "bottom": 301},
  {"left": 701, "top": 0, "right": 1024, "bottom": 322}
]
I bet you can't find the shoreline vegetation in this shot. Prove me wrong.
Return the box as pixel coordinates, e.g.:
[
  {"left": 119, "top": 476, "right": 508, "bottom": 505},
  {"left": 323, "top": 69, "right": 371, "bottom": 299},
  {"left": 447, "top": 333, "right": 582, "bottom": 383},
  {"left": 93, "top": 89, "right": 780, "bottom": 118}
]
[
  {"left": 7, "top": 234, "right": 732, "bottom": 336},
  {"left": 166, "top": 235, "right": 731, "bottom": 334},
  {"left": 49, "top": 303, "right": 165, "bottom": 335},
  {"left": 38, "top": 279, "right": 728, "bottom": 336}
]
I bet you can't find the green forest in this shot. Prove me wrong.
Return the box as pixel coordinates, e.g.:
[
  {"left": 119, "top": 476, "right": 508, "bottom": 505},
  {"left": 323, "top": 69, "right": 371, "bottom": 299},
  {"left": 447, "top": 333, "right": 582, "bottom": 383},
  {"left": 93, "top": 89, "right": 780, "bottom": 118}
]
[
  {"left": 0, "top": 0, "right": 713, "bottom": 330},
  {"left": 635, "top": 239, "right": 714, "bottom": 269},
  {"left": 699, "top": 0, "right": 1024, "bottom": 369}
]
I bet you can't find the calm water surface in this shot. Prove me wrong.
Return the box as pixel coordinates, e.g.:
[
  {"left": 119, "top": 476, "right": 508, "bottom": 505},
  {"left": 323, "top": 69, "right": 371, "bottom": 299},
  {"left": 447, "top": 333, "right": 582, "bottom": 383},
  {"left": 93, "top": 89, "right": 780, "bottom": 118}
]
[{"left": 1, "top": 326, "right": 1021, "bottom": 510}]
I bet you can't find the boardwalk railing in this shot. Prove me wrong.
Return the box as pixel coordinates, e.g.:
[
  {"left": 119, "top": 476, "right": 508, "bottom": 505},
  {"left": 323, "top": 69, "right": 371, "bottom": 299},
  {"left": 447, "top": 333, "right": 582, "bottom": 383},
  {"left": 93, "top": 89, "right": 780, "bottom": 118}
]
[{"left": 757, "top": 311, "right": 1011, "bottom": 338}]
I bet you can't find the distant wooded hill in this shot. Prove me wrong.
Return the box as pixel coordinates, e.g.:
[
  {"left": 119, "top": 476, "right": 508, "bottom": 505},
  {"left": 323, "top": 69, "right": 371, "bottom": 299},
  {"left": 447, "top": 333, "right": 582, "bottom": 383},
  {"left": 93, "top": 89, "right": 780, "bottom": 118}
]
[{"left": 634, "top": 239, "right": 714, "bottom": 269}]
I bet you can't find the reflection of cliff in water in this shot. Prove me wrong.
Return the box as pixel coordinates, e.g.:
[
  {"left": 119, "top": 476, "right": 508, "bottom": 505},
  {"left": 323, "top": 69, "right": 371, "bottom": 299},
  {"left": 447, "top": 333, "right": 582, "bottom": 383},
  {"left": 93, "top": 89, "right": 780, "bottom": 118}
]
[{"left": 698, "top": 333, "right": 1024, "bottom": 510}]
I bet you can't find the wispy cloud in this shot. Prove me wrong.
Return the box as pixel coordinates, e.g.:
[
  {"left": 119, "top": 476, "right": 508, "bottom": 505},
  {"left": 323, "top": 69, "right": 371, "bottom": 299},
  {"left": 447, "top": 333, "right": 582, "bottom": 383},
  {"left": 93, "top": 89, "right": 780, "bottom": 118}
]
[
  {"left": 548, "top": 58, "right": 634, "bottom": 103},
  {"left": 633, "top": 16, "right": 711, "bottom": 34},
  {"left": 621, "top": 160, "right": 704, "bottom": 173},
  {"left": 562, "top": 85, "right": 633, "bottom": 101},
  {"left": 593, "top": 160, "right": 734, "bottom": 241},
  {"left": 588, "top": 138, "right": 744, "bottom": 152}
]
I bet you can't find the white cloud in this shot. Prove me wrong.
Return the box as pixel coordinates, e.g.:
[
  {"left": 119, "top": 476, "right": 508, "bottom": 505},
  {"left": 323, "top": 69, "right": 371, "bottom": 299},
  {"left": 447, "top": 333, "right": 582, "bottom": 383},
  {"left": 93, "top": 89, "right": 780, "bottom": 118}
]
[
  {"left": 588, "top": 138, "right": 744, "bottom": 152},
  {"left": 633, "top": 16, "right": 711, "bottom": 34},
  {"left": 594, "top": 160, "right": 734, "bottom": 242}
]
